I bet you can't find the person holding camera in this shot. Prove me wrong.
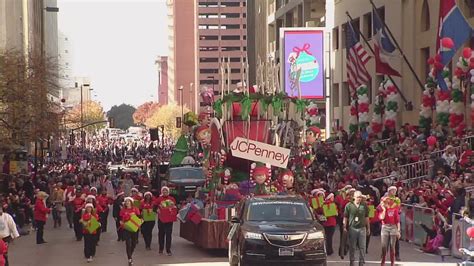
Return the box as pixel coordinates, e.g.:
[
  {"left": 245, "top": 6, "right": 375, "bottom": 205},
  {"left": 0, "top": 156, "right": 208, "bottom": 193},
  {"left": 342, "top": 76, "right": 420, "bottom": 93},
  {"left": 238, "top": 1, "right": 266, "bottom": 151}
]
[{"left": 378, "top": 193, "right": 401, "bottom": 266}]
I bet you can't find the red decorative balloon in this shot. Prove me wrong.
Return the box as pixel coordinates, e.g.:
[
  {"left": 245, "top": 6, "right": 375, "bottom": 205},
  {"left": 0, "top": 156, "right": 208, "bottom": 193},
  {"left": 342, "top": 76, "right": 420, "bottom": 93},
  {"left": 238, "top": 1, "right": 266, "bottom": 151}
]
[
  {"left": 466, "top": 226, "right": 474, "bottom": 239},
  {"left": 435, "top": 54, "right": 442, "bottom": 62},
  {"left": 463, "top": 47, "right": 472, "bottom": 59},
  {"left": 427, "top": 136, "right": 437, "bottom": 146},
  {"left": 441, "top": 37, "right": 455, "bottom": 49},
  {"left": 427, "top": 57, "right": 435, "bottom": 65}
]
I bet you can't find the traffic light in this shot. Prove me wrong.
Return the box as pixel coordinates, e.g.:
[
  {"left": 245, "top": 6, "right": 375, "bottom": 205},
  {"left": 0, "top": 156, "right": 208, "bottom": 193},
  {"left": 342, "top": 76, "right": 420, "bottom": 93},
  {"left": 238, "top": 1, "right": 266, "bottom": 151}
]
[
  {"left": 108, "top": 117, "right": 115, "bottom": 128},
  {"left": 149, "top": 128, "right": 159, "bottom": 141},
  {"left": 176, "top": 117, "right": 182, "bottom": 128},
  {"left": 69, "top": 133, "right": 75, "bottom": 145}
]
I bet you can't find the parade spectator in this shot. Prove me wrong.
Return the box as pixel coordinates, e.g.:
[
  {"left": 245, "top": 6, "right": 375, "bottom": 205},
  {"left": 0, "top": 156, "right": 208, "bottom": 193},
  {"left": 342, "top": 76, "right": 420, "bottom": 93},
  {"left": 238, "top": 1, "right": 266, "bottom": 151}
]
[
  {"left": 50, "top": 183, "right": 64, "bottom": 228},
  {"left": 0, "top": 203, "right": 19, "bottom": 266},
  {"left": 33, "top": 191, "right": 50, "bottom": 244}
]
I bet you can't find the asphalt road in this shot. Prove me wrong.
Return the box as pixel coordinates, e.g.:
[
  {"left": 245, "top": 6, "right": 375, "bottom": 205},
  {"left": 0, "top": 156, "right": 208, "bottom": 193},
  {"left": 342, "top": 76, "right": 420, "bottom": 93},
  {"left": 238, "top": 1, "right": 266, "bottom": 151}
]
[{"left": 8, "top": 214, "right": 462, "bottom": 266}]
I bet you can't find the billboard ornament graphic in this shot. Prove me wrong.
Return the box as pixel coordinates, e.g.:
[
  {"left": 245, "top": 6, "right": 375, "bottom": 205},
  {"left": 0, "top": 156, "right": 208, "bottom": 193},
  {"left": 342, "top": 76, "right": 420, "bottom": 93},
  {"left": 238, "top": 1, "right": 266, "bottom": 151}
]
[{"left": 283, "top": 29, "right": 325, "bottom": 99}]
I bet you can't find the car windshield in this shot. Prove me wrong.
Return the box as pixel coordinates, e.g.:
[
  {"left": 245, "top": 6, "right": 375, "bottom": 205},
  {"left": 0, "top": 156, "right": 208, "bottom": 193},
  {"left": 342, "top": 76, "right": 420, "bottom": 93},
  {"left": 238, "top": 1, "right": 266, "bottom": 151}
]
[
  {"left": 246, "top": 201, "right": 313, "bottom": 222},
  {"left": 169, "top": 167, "right": 204, "bottom": 181}
]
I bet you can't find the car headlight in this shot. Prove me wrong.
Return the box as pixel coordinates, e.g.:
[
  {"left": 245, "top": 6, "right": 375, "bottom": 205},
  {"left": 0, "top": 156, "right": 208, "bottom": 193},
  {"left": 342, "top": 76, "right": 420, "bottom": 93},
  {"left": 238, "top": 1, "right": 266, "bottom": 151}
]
[
  {"left": 307, "top": 231, "right": 324, "bottom": 240},
  {"left": 244, "top": 232, "right": 263, "bottom": 240}
]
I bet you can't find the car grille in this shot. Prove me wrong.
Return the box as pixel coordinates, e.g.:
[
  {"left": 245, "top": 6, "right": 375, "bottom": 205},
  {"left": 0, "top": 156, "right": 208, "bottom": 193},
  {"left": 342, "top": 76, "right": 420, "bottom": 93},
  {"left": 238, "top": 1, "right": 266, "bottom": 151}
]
[{"left": 263, "top": 233, "right": 307, "bottom": 247}]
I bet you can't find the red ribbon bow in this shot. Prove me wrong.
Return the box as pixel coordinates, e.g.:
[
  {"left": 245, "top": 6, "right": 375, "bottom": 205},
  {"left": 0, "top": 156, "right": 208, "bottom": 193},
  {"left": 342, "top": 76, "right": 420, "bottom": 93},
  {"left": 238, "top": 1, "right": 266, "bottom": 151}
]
[{"left": 293, "top": 43, "right": 313, "bottom": 58}]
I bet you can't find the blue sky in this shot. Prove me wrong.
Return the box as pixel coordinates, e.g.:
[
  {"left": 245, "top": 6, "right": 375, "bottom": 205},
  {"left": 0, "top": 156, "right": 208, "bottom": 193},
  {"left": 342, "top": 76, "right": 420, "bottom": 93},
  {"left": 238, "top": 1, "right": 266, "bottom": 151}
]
[{"left": 58, "top": 0, "right": 168, "bottom": 111}]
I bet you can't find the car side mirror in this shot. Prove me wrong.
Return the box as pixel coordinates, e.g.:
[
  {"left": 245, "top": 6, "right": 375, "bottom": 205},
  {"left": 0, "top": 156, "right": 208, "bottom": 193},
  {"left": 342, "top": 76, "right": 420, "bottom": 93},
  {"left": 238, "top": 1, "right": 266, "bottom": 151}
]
[{"left": 230, "top": 216, "right": 240, "bottom": 224}]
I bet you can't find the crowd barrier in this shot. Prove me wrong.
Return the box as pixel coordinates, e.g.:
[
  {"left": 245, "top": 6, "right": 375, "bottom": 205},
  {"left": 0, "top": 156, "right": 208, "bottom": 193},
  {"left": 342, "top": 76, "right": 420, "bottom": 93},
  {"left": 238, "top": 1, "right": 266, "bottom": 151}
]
[
  {"left": 451, "top": 213, "right": 473, "bottom": 258},
  {"left": 400, "top": 204, "right": 435, "bottom": 246}
]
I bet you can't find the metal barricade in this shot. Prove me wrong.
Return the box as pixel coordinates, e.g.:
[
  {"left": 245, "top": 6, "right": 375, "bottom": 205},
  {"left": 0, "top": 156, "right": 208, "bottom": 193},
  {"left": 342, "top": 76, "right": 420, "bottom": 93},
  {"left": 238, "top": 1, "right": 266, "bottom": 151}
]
[
  {"left": 463, "top": 135, "right": 474, "bottom": 149},
  {"left": 400, "top": 204, "right": 435, "bottom": 246},
  {"left": 451, "top": 213, "right": 473, "bottom": 258},
  {"left": 398, "top": 160, "right": 431, "bottom": 180}
]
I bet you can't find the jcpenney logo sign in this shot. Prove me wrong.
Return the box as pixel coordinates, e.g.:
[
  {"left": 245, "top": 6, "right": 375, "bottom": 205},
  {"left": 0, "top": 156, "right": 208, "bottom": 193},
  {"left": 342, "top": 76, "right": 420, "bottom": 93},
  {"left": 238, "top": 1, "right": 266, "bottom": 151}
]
[{"left": 230, "top": 137, "right": 290, "bottom": 168}]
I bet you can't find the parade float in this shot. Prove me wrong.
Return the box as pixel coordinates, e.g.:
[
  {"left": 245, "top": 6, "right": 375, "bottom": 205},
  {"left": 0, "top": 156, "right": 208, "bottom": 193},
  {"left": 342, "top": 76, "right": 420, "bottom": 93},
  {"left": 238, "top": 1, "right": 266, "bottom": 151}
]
[{"left": 172, "top": 53, "right": 326, "bottom": 248}]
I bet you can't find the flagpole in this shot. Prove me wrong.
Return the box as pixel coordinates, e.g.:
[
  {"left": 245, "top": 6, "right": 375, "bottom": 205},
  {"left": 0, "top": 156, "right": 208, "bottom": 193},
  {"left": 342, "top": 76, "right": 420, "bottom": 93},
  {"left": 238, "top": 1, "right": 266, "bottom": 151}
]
[
  {"left": 369, "top": 0, "right": 425, "bottom": 92},
  {"left": 346, "top": 12, "right": 411, "bottom": 109}
]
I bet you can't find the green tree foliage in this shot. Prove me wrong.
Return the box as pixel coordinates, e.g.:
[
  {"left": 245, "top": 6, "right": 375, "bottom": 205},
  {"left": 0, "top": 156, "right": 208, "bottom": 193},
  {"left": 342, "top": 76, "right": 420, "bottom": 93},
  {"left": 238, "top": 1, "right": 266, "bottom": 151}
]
[{"left": 106, "top": 104, "right": 136, "bottom": 130}]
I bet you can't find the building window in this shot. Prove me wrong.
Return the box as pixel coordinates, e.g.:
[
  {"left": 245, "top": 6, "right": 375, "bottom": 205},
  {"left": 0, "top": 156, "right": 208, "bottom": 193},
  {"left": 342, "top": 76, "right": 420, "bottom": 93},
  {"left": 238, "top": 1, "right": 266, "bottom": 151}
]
[
  {"left": 230, "top": 58, "right": 241, "bottom": 62},
  {"left": 332, "top": 83, "right": 340, "bottom": 108},
  {"left": 421, "top": 0, "right": 430, "bottom": 31},
  {"left": 332, "top": 27, "right": 339, "bottom": 50},
  {"left": 65, "top": 49, "right": 69, "bottom": 53},
  {"left": 466, "top": 0, "right": 474, "bottom": 17},
  {"left": 421, "top": 47, "right": 430, "bottom": 79},
  {"left": 350, "top": 18, "right": 360, "bottom": 36},
  {"left": 342, "top": 82, "right": 350, "bottom": 106},
  {"left": 341, "top": 23, "right": 347, "bottom": 48},
  {"left": 200, "top": 35, "right": 218, "bottom": 40},
  {"left": 200, "top": 69, "right": 218, "bottom": 74},
  {"left": 363, "top": 12, "right": 372, "bottom": 39},
  {"left": 221, "top": 35, "right": 240, "bottom": 40},
  {"left": 200, "top": 58, "right": 219, "bottom": 63},
  {"left": 377, "top": 6, "right": 385, "bottom": 22},
  {"left": 231, "top": 69, "right": 240, "bottom": 73}
]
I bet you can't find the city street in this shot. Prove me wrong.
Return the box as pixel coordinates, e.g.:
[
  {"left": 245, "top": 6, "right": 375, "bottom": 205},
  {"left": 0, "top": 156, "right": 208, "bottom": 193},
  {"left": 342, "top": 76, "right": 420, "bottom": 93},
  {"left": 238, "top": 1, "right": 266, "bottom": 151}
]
[{"left": 9, "top": 215, "right": 461, "bottom": 266}]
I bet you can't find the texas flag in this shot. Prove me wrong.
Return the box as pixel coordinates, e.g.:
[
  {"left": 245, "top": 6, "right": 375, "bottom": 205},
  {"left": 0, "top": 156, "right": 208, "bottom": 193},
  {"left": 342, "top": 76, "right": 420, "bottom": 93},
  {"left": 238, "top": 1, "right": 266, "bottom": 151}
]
[
  {"left": 436, "top": 0, "right": 471, "bottom": 90},
  {"left": 436, "top": 0, "right": 471, "bottom": 66},
  {"left": 372, "top": 9, "right": 401, "bottom": 77}
]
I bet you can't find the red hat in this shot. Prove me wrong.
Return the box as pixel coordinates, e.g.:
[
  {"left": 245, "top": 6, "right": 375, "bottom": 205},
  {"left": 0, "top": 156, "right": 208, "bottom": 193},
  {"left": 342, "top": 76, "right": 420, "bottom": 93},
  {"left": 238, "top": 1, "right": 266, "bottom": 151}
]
[
  {"left": 307, "top": 126, "right": 321, "bottom": 136},
  {"left": 253, "top": 166, "right": 269, "bottom": 177}
]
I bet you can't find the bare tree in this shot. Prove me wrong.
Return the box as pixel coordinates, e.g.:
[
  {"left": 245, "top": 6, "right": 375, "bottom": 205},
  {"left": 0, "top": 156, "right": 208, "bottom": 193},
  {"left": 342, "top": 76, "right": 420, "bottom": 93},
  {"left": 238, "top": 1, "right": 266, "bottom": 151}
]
[{"left": 0, "top": 49, "right": 63, "bottom": 146}]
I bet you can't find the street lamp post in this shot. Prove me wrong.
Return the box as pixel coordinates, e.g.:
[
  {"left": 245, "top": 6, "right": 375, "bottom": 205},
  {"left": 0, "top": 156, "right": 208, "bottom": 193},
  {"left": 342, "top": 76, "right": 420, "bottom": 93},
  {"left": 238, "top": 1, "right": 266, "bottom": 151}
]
[
  {"left": 189, "top": 83, "right": 193, "bottom": 112},
  {"left": 179, "top": 86, "right": 184, "bottom": 125}
]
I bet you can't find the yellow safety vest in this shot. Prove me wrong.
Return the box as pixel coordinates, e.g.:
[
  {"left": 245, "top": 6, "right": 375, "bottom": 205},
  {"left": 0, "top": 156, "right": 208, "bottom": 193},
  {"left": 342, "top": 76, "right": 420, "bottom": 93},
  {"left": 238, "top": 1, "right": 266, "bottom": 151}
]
[{"left": 323, "top": 203, "right": 338, "bottom": 217}]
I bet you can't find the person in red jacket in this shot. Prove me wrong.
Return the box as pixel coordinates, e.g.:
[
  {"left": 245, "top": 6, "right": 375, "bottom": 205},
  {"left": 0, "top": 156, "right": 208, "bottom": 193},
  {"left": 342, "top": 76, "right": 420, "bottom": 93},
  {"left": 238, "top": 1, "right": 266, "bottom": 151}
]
[
  {"left": 96, "top": 189, "right": 112, "bottom": 233},
  {"left": 378, "top": 196, "right": 401, "bottom": 266},
  {"left": 155, "top": 186, "right": 177, "bottom": 256},
  {"left": 120, "top": 197, "right": 141, "bottom": 265},
  {"left": 81, "top": 203, "right": 100, "bottom": 263},
  {"left": 85, "top": 195, "right": 103, "bottom": 244},
  {"left": 0, "top": 238, "right": 7, "bottom": 266},
  {"left": 34, "top": 191, "right": 51, "bottom": 244},
  {"left": 140, "top": 192, "right": 156, "bottom": 250},
  {"left": 73, "top": 186, "right": 86, "bottom": 241}
]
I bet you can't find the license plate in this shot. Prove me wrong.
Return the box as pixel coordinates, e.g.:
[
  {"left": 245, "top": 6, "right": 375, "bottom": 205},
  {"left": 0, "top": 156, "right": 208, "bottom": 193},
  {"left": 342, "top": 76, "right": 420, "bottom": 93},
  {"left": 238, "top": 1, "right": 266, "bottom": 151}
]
[{"left": 278, "top": 247, "right": 294, "bottom": 256}]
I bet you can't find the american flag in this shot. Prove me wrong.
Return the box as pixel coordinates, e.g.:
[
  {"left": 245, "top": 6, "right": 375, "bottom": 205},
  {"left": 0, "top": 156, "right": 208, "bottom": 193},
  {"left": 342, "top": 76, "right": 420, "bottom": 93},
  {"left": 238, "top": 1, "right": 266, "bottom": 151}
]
[{"left": 346, "top": 22, "right": 371, "bottom": 90}]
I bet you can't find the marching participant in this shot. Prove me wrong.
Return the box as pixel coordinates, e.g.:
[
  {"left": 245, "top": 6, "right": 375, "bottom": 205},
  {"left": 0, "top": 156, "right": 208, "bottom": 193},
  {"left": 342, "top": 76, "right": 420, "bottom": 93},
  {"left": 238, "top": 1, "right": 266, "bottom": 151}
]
[
  {"left": 96, "top": 189, "right": 112, "bottom": 233},
  {"left": 80, "top": 203, "right": 100, "bottom": 263},
  {"left": 140, "top": 192, "right": 156, "bottom": 250},
  {"left": 120, "top": 197, "right": 142, "bottom": 265},
  {"left": 322, "top": 193, "right": 338, "bottom": 256},
  {"left": 155, "top": 186, "right": 177, "bottom": 256},
  {"left": 73, "top": 186, "right": 86, "bottom": 241}
]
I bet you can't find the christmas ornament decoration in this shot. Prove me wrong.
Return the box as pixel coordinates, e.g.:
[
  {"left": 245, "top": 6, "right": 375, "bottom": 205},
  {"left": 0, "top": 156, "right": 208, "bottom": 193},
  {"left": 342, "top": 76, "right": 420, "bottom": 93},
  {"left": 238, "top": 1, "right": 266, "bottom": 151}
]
[
  {"left": 305, "top": 101, "right": 320, "bottom": 127},
  {"left": 383, "top": 80, "right": 399, "bottom": 130},
  {"left": 436, "top": 68, "right": 451, "bottom": 127},
  {"left": 357, "top": 85, "right": 369, "bottom": 129}
]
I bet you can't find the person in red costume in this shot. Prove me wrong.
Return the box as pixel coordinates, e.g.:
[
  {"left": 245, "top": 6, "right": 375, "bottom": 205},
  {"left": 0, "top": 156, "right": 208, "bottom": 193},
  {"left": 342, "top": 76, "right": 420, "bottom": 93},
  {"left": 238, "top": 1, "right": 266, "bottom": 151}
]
[
  {"left": 378, "top": 196, "right": 401, "bottom": 266},
  {"left": 96, "top": 189, "right": 112, "bottom": 233},
  {"left": 73, "top": 186, "right": 86, "bottom": 241},
  {"left": 34, "top": 191, "right": 51, "bottom": 244},
  {"left": 0, "top": 238, "right": 7, "bottom": 266},
  {"left": 80, "top": 203, "right": 100, "bottom": 263},
  {"left": 155, "top": 186, "right": 177, "bottom": 256},
  {"left": 140, "top": 192, "right": 156, "bottom": 250},
  {"left": 120, "top": 197, "right": 141, "bottom": 265},
  {"left": 85, "top": 195, "right": 103, "bottom": 245}
]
